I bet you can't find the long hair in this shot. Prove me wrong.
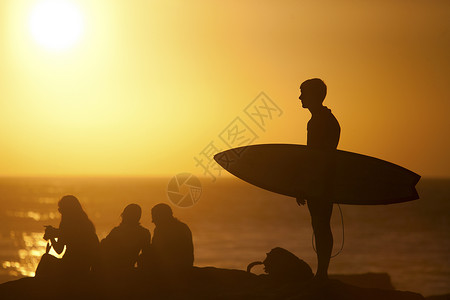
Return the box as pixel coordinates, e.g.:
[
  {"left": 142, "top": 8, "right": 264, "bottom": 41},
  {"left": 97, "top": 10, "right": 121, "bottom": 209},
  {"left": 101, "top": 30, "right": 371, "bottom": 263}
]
[{"left": 58, "top": 195, "right": 95, "bottom": 234}]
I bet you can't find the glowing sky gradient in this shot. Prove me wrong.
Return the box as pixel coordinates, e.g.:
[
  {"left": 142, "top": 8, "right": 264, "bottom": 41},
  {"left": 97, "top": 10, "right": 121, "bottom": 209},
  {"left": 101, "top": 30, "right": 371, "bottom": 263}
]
[{"left": 1, "top": 0, "right": 449, "bottom": 177}]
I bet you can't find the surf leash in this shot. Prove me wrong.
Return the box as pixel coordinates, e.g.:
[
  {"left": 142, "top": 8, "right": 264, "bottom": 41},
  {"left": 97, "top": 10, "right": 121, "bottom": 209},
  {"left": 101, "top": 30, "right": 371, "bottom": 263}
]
[
  {"left": 246, "top": 261, "right": 263, "bottom": 273},
  {"left": 312, "top": 203, "right": 345, "bottom": 258}
]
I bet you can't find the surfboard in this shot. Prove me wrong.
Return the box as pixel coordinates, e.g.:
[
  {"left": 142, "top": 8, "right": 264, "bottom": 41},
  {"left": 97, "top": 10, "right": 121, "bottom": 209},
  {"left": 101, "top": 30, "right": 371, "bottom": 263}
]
[{"left": 213, "top": 144, "right": 420, "bottom": 205}]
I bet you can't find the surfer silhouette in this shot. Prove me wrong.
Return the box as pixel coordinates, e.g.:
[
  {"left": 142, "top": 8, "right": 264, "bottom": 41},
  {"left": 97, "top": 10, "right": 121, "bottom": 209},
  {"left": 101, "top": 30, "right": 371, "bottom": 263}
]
[{"left": 298, "top": 78, "right": 340, "bottom": 281}]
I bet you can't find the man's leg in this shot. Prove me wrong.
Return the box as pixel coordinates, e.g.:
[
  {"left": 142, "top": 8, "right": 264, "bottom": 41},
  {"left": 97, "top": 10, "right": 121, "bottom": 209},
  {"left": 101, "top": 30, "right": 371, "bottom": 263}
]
[{"left": 307, "top": 199, "right": 333, "bottom": 280}]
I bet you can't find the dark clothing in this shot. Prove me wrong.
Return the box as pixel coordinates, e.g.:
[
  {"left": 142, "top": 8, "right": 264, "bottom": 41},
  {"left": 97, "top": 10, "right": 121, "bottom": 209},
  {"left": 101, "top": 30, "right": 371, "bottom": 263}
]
[
  {"left": 36, "top": 221, "right": 99, "bottom": 278},
  {"left": 100, "top": 224, "right": 151, "bottom": 271},
  {"left": 60, "top": 226, "right": 99, "bottom": 275},
  {"left": 152, "top": 218, "right": 193, "bottom": 274},
  {"left": 307, "top": 106, "right": 340, "bottom": 150},
  {"left": 305, "top": 105, "right": 340, "bottom": 279},
  {"left": 306, "top": 106, "right": 340, "bottom": 200}
]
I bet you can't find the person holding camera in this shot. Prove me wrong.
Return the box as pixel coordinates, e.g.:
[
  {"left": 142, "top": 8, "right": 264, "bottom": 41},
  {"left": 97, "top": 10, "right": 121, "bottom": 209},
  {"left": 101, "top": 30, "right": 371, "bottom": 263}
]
[{"left": 36, "top": 195, "right": 99, "bottom": 278}]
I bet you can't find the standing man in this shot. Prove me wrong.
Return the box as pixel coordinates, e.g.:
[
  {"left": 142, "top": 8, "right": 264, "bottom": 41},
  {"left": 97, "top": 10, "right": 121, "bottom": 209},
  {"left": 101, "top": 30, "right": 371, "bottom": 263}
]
[{"left": 298, "top": 78, "right": 340, "bottom": 281}]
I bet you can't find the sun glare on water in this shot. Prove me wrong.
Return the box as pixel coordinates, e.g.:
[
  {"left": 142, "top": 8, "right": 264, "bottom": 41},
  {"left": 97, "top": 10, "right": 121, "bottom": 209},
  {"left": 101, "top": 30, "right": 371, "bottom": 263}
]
[{"left": 29, "top": 0, "right": 84, "bottom": 51}]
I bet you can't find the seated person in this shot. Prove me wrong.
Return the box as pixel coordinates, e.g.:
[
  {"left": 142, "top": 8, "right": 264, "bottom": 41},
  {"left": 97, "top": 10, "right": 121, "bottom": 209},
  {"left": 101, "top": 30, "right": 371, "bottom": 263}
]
[
  {"left": 149, "top": 203, "right": 193, "bottom": 276},
  {"left": 37, "top": 195, "right": 99, "bottom": 278},
  {"left": 100, "top": 204, "right": 151, "bottom": 274}
]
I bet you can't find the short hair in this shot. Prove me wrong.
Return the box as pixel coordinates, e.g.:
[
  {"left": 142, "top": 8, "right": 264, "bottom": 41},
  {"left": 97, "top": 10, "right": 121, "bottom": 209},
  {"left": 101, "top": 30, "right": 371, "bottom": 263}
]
[
  {"left": 300, "top": 78, "right": 327, "bottom": 102},
  {"left": 121, "top": 203, "right": 142, "bottom": 225},
  {"left": 151, "top": 203, "right": 173, "bottom": 219}
]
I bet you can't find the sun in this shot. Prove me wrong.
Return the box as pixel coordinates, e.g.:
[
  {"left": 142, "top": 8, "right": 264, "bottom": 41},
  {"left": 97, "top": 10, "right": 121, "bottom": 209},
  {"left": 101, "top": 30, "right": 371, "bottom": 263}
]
[{"left": 29, "top": 0, "right": 84, "bottom": 52}]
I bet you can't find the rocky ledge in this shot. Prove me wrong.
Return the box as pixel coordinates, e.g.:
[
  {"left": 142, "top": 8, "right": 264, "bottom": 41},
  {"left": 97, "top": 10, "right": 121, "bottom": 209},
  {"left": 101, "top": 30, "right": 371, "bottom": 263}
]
[{"left": 0, "top": 267, "right": 437, "bottom": 300}]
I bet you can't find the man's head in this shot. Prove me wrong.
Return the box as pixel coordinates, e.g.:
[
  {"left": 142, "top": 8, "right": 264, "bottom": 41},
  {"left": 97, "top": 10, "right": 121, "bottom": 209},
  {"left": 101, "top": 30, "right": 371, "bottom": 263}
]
[
  {"left": 121, "top": 203, "right": 142, "bottom": 225},
  {"left": 151, "top": 203, "right": 173, "bottom": 226},
  {"left": 299, "top": 78, "right": 327, "bottom": 109}
]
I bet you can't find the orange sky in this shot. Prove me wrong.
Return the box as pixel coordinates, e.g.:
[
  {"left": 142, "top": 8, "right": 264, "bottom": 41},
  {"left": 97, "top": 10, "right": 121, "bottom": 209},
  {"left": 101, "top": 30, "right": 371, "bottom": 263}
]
[{"left": 1, "top": 0, "right": 449, "bottom": 178}]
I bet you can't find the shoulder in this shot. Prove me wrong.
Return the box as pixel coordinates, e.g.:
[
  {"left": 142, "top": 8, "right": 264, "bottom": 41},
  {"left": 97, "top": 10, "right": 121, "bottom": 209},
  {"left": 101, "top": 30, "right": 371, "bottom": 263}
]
[
  {"left": 326, "top": 107, "right": 339, "bottom": 120},
  {"left": 136, "top": 225, "right": 151, "bottom": 244},
  {"left": 176, "top": 220, "right": 192, "bottom": 235},
  {"left": 102, "top": 226, "right": 120, "bottom": 239},
  {"left": 138, "top": 225, "right": 151, "bottom": 236},
  {"left": 109, "top": 226, "right": 123, "bottom": 234},
  {"left": 320, "top": 107, "right": 340, "bottom": 127}
]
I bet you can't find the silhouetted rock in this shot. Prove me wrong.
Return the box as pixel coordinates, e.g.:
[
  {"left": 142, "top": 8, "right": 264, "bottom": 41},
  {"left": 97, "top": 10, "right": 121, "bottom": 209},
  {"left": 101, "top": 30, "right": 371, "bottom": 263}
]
[
  {"left": 426, "top": 294, "right": 450, "bottom": 300},
  {"left": 0, "top": 269, "right": 427, "bottom": 300},
  {"left": 330, "top": 272, "right": 395, "bottom": 290},
  {"left": 285, "top": 279, "right": 424, "bottom": 300}
]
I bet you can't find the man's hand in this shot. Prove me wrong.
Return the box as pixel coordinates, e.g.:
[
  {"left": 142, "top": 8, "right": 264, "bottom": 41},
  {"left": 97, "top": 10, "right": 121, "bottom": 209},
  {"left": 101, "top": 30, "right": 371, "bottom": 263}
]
[
  {"left": 43, "top": 225, "right": 58, "bottom": 240},
  {"left": 296, "top": 196, "right": 306, "bottom": 206},
  {"left": 45, "top": 241, "right": 52, "bottom": 254}
]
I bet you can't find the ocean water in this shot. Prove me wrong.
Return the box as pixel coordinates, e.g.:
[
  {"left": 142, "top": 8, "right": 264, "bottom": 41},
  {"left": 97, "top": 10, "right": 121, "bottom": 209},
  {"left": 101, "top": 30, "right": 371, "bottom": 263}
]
[{"left": 0, "top": 177, "right": 448, "bottom": 296}]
